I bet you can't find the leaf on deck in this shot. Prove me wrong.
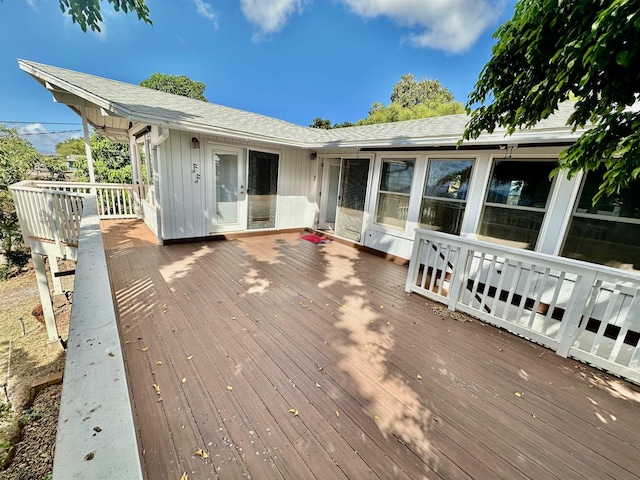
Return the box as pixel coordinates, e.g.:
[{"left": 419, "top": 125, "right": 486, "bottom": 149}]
[
  {"left": 152, "top": 384, "right": 161, "bottom": 395},
  {"left": 156, "top": 361, "right": 163, "bottom": 365},
  {"left": 289, "top": 408, "right": 299, "bottom": 416},
  {"left": 194, "top": 448, "right": 209, "bottom": 459},
  {"left": 226, "top": 385, "right": 233, "bottom": 391},
  {"left": 186, "top": 355, "right": 193, "bottom": 360},
  {"left": 181, "top": 472, "right": 188, "bottom": 480},
  {"left": 140, "top": 347, "right": 149, "bottom": 352}
]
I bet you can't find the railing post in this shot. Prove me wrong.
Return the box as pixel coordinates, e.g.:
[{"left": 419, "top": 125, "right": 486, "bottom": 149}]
[
  {"left": 556, "top": 270, "right": 598, "bottom": 357},
  {"left": 32, "top": 252, "right": 59, "bottom": 344},
  {"left": 405, "top": 231, "right": 424, "bottom": 293},
  {"left": 447, "top": 244, "right": 470, "bottom": 311}
]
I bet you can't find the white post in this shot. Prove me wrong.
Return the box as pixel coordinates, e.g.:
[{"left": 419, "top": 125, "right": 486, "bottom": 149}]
[
  {"left": 48, "top": 256, "right": 63, "bottom": 295},
  {"left": 80, "top": 102, "right": 96, "bottom": 185},
  {"left": 32, "top": 253, "right": 59, "bottom": 343},
  {"left": 129, "top": 136, "right": 139, "bottom": 185}
]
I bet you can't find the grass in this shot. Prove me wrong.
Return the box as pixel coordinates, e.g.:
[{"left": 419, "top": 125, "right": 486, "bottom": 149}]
[{"left": 0, "top": 262, "right": 73, "bottom": 470}]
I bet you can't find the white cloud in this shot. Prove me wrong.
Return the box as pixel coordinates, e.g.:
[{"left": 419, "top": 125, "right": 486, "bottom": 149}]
[
  {"left": 192, "top": 0, "right": 218, "bottom": 27},
  {"left": 339, "top": 0, "right": 505, "bottom": 53},
  {"left": 240, "top": 0, "right": 307, "bottom": 39}
]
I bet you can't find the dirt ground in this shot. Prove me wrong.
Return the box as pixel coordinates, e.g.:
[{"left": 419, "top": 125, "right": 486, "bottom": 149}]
[{"left": 0, "top": 260, "right": 74, "bottom": 479}]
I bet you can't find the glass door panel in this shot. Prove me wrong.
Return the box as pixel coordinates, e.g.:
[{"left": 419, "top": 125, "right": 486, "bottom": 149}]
[
  {"left": 336, "top": 158, "right": 370, "bottom": 242},
  {"left": 248, "top": 150, "right": 279, "bottom": 230},
  {"left": 215, "top": 153, "right": 238, "bottom": 224}
]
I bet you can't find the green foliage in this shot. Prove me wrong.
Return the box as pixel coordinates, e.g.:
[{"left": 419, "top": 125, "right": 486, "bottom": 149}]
[
  {"left": 38, "top": 156, "right": 68, "bottom": 180},
  {"left": 74, "top": 133, "right": 132, "bottom": 184},
  {"left": 463, "top": 0, "right": 640, "bottom": 204},
  {"left": 55, "top": 137, "right": 85, "bottom": 157},
  {"left": 309, "top": 117, "right": 333, "bottom": 129},
  {"left": 357, "top": 100, "right": 464, "bottom": 126},
  {"left": 140, "top": 73, "right": 208, "bottom": 101},
  {"left": 311, "top": 73, "right": 463, "bottom": 128},
  {"left": 0, "top": 126, "right": 37, "bottom": 278},
  {"left": 58, "top": 0, "right": 152, "bottom": 32},
  {"left": 390, "top": 74, "right": 455, "bottom": 108}
]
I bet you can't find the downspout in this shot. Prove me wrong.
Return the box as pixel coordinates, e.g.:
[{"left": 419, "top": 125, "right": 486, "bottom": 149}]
[{"left": 151, "top": 127, "right": 169, "bottom": 244}]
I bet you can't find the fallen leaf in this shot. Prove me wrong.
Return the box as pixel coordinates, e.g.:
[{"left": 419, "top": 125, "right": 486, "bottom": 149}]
[
  {"left": 374, "top": 415, "right": 380, "bottom": 421},
  {"left": 226, "top": 385, "right": 233, "bottom": 391},
  {"left": 152, "top": 384, "right": 161, "bottom": 395},
  {"left": 124, "top": 340, "right": 131, "bottom": 345},
  {"left": 315, "top": 382, "right": 321, "bottom": 388},
  {"left": 380, "top": 305, "right": 384, "bottom": 309},
  {"left": 515, "top": 392, "right": 523, "bottom": 397},
  {"left": 181, "top": 472, "right": 189, "bottom": 480},
  {"left": 140, "top": 347, "right": 149, "bottom": 352},
  {"left": 186, "top": 355, "right": 193, "bottom": 360},
  {"left": 416, "top": 374, "right": 422, "bottom": 380},
  {"left": 289, "top": 408, "right": 299, "bottom": 416},
  {"left": 156, "top": 361, "right": 163, "bottom": 365},
  {"left": 335, "top": 411, "right": 339, "bottom": 417},
  {"left": 182, "top": 378, "right": 187, "bottom": 383},
  {"left": 364, "top": 344, "right": 369, "bottom": 350},
  {"left": 194, "top": 448, "right": 209, "bottom": 459}
]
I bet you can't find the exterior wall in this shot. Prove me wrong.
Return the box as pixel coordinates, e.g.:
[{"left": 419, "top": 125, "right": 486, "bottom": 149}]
[
  {"left": 155, "top": 129, "right": 316, "bottom": 240},
  {"left": 316, "top": 145, "right": 573, "bottom": 261}
]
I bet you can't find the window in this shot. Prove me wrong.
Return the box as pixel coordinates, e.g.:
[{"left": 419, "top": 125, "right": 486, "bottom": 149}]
[
  {"left": 375, "top": 158, "right": 415, "bottom": 229},
  {"left": 248, "top": 150, "right": 279, "bottom": 229},
  {"left": 419, "top": 159, "right": 474, "bottom": 234},
  {"left": 561, "top": 168, "right": 640, "bottom": 270},
  {"left": 478, "top": 159, "right": 555, "bottom": 249}
]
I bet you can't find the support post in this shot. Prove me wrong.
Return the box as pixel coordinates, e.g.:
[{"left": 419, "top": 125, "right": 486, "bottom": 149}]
[
  {"left": 48, "top": 256, "right": 63, "bottom": 295},
  {"left": 80, "top": 102, "right": 96, "bottom": 185},
  {"left": 32, "top": 253, "right": 59, "bottom": 343}
]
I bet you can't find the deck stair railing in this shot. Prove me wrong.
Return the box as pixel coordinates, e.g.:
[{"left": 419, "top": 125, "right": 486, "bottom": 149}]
[{"left": 406, "top": 228, "right": 640, "bottom": 385}]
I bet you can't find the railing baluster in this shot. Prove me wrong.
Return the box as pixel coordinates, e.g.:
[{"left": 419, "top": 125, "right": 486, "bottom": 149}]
[
  {"left": 479, "top": 254, "right": 497, "bottom": 313},
  {"left": 608, "top": 288, "right": 639, "bottom": 362},
  {"left": 591, "top": 286, "right": 622, "bottom": 356},
  {"left": 491, "top": 257, "right": 509, "bottom": 315},
  {"left": 542, "top": 271, "right": 565, "bottom": 336},
  {"left": 527, "top": 267, "right": 551, "bottom": 331},
  {"left": 428, "top": 242, "right": 441, "bottom": 292}
]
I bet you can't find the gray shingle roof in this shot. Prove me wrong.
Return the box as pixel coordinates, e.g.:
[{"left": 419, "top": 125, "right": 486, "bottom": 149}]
[{"left": 19, "top": 59, "right": 582, "bottom": 149}]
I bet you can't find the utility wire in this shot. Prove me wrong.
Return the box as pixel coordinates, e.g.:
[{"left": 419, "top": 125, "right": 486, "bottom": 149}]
[
  {"left": 0, "top": 121, "right": 82, "bottom": 125},
  {"left": 19, "top": 130, "right": 83, "bottom": 136}
]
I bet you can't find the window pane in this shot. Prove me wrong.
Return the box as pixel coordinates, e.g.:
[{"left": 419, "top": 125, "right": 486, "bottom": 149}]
[
  {"left": 479, "top": 206, "right": 545, "bottom": 250},
  {"left": 562, "top": 218, "right": 640, "bottom": 270},
  {"left": 424, "top": 160, "right": 473, "bottom": 200},
  {"left": 375, "top": 192, "right": 409, "bottom": 229},
  {"left": 575, "top": 168, "right": 640, "bottom": 219},
  {"left": 486, "top": 160, "right": 554, "bottom": 208},
  {"left": 419, "top": 198, "right": 466, "bottom": 234},
  {"left": 215, "top": 154, "right": 238, "bottom": 224},
  {"left": 561, "top": 168, "right": 640, "bottom": 270},
  {"left": 379, "top": 159, "right": 415, "bottom": 193}
]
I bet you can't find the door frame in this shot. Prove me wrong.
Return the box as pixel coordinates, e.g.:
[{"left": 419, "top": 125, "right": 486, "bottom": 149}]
[
  {"left": 318, "top": 154, "right": 374, "bottom": 243},
  {"left": 204, "top": 142, "right": 247, "bottom": 233},
  {"left": 318, "top": 158, "right": 341, "bottom": 230}
]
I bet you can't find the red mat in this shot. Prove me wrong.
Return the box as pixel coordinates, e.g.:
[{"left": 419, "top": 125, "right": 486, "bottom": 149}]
[{"left": 300, "top": 234, "right": 330, "bottom": 244}]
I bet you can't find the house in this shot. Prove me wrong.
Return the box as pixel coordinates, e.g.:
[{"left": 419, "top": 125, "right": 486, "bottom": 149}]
[
  {"left": 10, "top": 60, "right": 640, "bottom": 479},
  {"left": 16, "top": 60, "right": 639, "bottom": 270}
]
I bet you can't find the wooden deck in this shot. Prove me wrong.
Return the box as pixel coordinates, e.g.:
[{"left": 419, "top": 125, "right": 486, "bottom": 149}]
[{"left": 101, "top": 220, "right": 640, "bottom": 480}]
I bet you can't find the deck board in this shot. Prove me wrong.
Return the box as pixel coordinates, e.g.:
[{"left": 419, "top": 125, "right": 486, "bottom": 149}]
[{"left": 101, "top": 220, "right": 640, "bottom": 480}]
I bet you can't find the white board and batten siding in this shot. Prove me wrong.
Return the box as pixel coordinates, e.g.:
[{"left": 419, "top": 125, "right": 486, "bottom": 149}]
[{"left": 155, "top": 129, "right": 317, "bottom": 240}]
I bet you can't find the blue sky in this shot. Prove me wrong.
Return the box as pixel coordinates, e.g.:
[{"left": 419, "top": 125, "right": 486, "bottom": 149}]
[{"left": 0, "top": 0, "right": 515, "bottom": 153}]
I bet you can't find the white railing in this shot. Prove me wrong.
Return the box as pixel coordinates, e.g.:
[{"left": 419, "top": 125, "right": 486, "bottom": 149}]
[
  {"left": 52, "top": 196, "right": 143, "bottom": 479},
  {"left": 406, "top": 229, "right": 640, "bottom": 385},
  {"left": 11, "top": 182, "right": 85, "bottom": 249},
  {"left": 10, "top": 181, "right": 143, "bottom": 253},
  {"left": 32, "top": 181, "right": 140, "bottom": 219}
]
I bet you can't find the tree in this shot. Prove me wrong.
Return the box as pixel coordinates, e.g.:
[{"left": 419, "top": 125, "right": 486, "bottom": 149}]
[
  {"left": 55, "top": 137, "right": 85, "bottom": 157},
  {"left": 58, "top": 0, "right": 152, "bottom": 32},
  {"left": 463, "top": 0, "right": 640, "bottom": 203},
  {"left": 310, "top": 74, "right": 463, "bottom": 128},
  {"left": 309, "top": 118, "right": 333, "bottom": 129},
  {"left": 0, "top": 126, "right": 38, "bottom": 279},
  {"left": 140, "top": 73, "right": 208, "bottom": 101},
  {"left": 390, "top": 74, "right": 456, "bottom": 108},
  {"left": 72, "top": 133, "right": 132, "bottom": 183}
]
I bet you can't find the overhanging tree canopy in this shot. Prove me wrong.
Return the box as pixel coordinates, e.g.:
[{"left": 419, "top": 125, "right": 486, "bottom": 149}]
[
  {"left": 463, "top": 0, "right": 640, "bottom": 202},
  {"left": 140, "top": 73, "right": 208, "bottom": 102},
  {"left": 59, "top": 0, "right": 151, "bottom": 32}
]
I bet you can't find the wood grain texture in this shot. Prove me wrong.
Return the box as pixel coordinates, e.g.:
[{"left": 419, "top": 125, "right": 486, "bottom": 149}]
[{"left": 102, "top": 219, "right": 640, "bottom": 480}]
